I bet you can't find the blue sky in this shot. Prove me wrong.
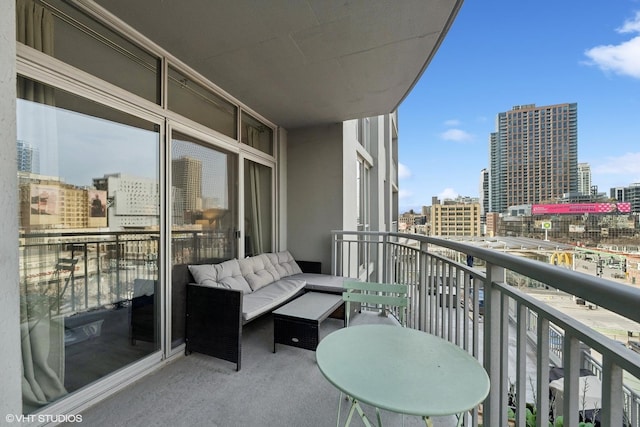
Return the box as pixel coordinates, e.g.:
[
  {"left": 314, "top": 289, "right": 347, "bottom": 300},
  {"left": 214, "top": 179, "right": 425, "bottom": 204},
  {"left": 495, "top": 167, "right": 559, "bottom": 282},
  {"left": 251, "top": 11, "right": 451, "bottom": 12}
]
[{"left": 398, "top": 0, "right": 640, "bottom": 213}]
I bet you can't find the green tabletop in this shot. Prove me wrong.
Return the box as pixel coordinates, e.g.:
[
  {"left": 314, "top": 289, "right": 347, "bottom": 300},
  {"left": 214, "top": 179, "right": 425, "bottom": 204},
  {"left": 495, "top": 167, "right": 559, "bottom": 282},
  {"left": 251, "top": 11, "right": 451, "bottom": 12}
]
[{"left": 316, "top": 324, "right": 490, "bottom": 418}]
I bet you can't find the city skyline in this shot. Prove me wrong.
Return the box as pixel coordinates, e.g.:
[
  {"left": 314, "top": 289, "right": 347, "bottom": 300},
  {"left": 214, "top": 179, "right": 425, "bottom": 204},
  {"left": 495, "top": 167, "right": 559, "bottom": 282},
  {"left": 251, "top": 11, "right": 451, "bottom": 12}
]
[{"left": 398, "top": 0, "right": 640, "bottom": 212}]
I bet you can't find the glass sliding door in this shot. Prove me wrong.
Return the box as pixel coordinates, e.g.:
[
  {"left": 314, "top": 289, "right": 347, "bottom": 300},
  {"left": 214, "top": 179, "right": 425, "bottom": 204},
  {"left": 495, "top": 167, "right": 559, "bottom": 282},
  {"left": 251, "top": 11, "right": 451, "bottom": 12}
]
[
  {"left": 17, "top": 76, "right": 160, "bottom": 414},
  {"left": 170, "top": 131, "right": 238, "bottom": 348}
]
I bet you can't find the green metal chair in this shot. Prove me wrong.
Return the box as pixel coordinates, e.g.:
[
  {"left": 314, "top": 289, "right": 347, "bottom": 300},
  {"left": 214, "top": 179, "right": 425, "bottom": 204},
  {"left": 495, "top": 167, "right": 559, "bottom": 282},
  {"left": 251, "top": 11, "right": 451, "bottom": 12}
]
[
  {"left": 337, "top": 281, "right": 411, "bottom": 427},
  {"left": 342, "top": 280, "right": 409, "bottom": 327}
]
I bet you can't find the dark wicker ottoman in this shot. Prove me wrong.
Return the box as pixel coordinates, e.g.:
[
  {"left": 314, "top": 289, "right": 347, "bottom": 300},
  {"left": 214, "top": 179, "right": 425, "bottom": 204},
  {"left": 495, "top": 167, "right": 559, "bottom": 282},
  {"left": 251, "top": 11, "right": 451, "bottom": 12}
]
[{"left": 273, "top": 292, "right": 344, "bottom": 352}]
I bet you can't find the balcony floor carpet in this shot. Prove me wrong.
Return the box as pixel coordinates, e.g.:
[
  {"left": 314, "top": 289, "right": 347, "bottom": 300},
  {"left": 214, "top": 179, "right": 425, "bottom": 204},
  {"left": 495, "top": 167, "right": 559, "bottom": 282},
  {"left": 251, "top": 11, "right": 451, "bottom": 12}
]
[{"left": 69, "top": 312, "right": 461, "bottom": 427}]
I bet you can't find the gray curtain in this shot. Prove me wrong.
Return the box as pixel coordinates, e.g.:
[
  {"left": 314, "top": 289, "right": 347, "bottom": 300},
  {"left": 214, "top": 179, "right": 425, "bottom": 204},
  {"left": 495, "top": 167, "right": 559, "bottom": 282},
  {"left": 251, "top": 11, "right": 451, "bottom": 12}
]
[
  {"left": 247, "top": 126, "right": 263, "bottom": 255},
  {"left": 16, "top": 0, "right": 55, "bottom": 104},
  {"left": 16, "top": 0, "right": 67, "bottom": 412}
]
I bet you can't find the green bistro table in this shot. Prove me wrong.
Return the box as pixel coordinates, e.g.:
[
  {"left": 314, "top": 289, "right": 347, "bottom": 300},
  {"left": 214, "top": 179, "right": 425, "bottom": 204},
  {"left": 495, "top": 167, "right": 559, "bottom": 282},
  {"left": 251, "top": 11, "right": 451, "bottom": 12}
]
[{"left": 316, "top": 324, "right": 490, "bottom": 427}]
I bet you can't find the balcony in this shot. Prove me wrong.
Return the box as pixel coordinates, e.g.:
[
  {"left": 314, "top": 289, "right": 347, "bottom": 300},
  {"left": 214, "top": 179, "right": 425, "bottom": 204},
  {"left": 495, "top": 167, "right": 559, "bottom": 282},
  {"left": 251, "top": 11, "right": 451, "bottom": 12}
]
[{"left": 21, "top": 230, "right": 640, "bottom": 426}]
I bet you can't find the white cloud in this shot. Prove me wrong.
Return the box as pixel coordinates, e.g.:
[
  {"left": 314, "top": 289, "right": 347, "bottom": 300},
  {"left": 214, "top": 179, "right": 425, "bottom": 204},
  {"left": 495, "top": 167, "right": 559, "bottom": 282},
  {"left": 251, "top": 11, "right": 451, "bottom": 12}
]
[
  {"left": 444, "top": 119, "right": 461, "bottom": 127},
  {"left": 398, "top": 189, "right": 413, "bottom": 200},
  {"left": 584, "top": 12, "right": 640, "bottom": 79},
  {"left": 398, "top": 163, "right": 412, "bottom": 180},
  {"left": 592, "top": 152, "right": 640, "bottom": 179},
  {"left": 619, "top": 11, "right": 640, "bottom": 33},
  {"left": 438, "top": 188, "right": 459, "bottom": 200},
  {"left": 440, "top": 128, "right": 474, "bottom": 142}
]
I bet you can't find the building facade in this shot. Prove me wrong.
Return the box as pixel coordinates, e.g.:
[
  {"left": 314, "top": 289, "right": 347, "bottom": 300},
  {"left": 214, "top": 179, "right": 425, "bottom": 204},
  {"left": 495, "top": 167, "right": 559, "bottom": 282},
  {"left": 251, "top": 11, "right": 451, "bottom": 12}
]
[
  {"left": 489, "top": 103, "right": 578, "bottom": 213},
  {"left": 612, "top": 183, "right": 640, "bottom": 213},
  {"left": 577, "top": 162, "right": 592, "bottom": 195},
  {"left": 430, "top": 198, "right": 482, "bottom": 237},
  {"left": 2, "top": 0, "right": 461, "bottom": 420}
]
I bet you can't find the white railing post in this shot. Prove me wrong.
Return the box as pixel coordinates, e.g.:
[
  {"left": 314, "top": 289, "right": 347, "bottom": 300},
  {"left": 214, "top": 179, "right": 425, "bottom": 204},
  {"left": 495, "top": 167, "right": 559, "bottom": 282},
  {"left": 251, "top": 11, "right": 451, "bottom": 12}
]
[
  {"left": 419, "top": 240, "right": 428, "bottom": 332},
  {"left": 483, "top": 261, "right": 504, "bottom": 426},
  {"left": 536, "top": 318, "right": 550, "bottom": 427},
  {"left": 562, "top": 335, "right": 580, "bottom": 426},
  {"left": 601, "top": 356, "right": 624, "bottom": 427}
]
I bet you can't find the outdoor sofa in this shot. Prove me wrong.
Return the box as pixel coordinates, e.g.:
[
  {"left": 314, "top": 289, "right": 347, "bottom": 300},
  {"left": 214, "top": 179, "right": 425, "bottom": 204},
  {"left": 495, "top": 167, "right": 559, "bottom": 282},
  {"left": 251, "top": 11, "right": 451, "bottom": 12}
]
[{"left": 184, "top": 251, "right": 348, "bottom": 370}]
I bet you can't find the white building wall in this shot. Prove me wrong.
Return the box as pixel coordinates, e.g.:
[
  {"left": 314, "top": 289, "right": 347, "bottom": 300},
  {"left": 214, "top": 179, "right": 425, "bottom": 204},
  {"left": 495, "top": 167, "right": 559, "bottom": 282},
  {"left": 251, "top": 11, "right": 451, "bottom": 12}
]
[
  {"left": 276, "top": 128, "right": 288, "bottom": 251},
  {"left": 0, "top": 0, "right": 22, "bottom": 416},
  {"left": 342, "top": 122, "right": 359, "bottom": 233},
  {"left": 287, "top": 124, "right": 344, "bottom": 273}
]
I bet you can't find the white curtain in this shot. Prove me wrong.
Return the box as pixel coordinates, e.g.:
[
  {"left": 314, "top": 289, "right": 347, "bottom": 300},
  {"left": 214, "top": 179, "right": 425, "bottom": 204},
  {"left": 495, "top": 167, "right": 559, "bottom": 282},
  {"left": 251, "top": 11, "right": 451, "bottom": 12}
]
[
  {"left": 247, "top": 126, "right": 263, "bottom": 255},
  {"left": 21, "top": 314, "right": 67, "bottom": 411},
  {"left": 16, "top": 0, "right": 67, "bottom": 412}
]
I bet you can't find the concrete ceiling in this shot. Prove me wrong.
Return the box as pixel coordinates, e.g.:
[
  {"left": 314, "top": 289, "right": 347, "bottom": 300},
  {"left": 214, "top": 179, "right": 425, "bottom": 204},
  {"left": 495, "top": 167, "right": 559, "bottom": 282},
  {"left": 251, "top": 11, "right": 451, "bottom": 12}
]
[{"left": 95, "top": 0, "right": 463, "bottom": 129}]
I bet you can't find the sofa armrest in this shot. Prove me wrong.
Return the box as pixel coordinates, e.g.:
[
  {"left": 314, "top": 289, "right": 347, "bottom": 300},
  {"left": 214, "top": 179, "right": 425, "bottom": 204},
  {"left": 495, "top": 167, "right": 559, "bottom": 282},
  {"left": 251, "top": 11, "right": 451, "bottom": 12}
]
[
  {"left": 185, "top": 284, "right": 243, "bottom": 370},
  {"left": 296, "top": 260, "right": 322, "bottom": 274}
]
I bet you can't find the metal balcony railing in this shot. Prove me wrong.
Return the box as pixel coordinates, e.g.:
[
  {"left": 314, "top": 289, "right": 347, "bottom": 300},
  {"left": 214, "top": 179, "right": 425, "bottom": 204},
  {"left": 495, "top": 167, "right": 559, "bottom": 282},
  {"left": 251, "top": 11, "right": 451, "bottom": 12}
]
[
  {"left": 19, "top": 229, "right": 229, "bottom": 315},
  {"left": 331, "top": 230, "right": 640, "bottom": 427}
]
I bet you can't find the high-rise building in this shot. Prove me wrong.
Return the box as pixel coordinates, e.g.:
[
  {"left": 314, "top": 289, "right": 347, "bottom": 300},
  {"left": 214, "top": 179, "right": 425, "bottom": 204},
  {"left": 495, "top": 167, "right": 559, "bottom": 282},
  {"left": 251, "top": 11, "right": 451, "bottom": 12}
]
[
  {"left": 16, "top": 140, "right": 40, "bottom": 173},
  {"left": 479, "top": 168, "right": 489, "bottom": 235},
  {"left": 479, "top": 168, "right": 489, "bottom": 216},
  {"left": 172, "top": 156, "right": 203, "bottom": 213},
  {"left": 577, "top": 163, "right": 592, "bottom": 195},
  {"left": 489, "top": 103, "right": 578, "bottom": 213}
]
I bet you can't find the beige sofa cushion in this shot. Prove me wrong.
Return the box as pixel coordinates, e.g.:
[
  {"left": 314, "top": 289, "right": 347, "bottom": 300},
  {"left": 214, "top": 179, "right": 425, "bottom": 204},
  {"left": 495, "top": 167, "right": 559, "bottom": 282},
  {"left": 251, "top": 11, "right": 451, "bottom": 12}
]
[
  {"left": 188, "top": 264, "right": 218, "bottom": 287},
  {"left": 266, "top": 251, "right": 303, "bottom": 278},
  {"left": 238, "top": 254, "right": 279, "bottom": 292},
  {"left": 242, "top": 278, "right": 305, "bottom": 321},
  {"left": 213, "top": 259, "right": 252, "bottom": 294}
]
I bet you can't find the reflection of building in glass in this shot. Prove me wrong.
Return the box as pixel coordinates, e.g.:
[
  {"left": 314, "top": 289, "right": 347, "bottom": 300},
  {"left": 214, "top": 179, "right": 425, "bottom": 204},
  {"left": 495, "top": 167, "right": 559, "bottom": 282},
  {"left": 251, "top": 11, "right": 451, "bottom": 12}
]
[
  {"left": 18, "top": 172, "right": 107, "bottom": 230},
  {"left": 93, "top": 173, "right": 159, "bottom": 229},
  {"left": 171, "top": 157, "right": 202, "bottom": 214},
  {"left": 202, "top": 196, "right": 222, "bottom": 210},
  {"left": 16, "top": 140, "right": 40, "bottom": 173},
  {"left": 171, "top": 186, "right": 185, "bottom": 226}
]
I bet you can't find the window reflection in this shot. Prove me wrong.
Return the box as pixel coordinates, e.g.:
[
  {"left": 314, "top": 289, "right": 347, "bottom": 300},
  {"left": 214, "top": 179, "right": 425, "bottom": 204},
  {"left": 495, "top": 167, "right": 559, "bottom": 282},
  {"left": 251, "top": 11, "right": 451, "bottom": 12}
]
[
  {"left": 17, "top": 76, "right": 160, "bottom": 413},
  {"left": 170, "top": 132, "right": 237, "bottom": 348}
]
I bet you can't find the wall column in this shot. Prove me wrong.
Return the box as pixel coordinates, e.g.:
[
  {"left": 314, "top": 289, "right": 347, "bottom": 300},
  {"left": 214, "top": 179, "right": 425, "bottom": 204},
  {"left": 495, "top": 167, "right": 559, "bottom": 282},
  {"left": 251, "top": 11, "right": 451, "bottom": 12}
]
[{"left": 0, "top": 0, "right": 23, "bottom": 417}]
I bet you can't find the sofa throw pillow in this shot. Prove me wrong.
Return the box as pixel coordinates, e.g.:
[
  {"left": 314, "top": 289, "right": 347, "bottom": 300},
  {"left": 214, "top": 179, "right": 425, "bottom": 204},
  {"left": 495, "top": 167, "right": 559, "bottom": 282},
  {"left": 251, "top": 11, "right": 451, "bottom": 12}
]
[
  {"left": 238, "top": 255, "right": 277, "bottom": 292},
  {"left": 214, "top": 259, "right": 252, "bottom": 294},
  {"left": 188, "top": 264, "right": 218, "bottom": 287}
]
